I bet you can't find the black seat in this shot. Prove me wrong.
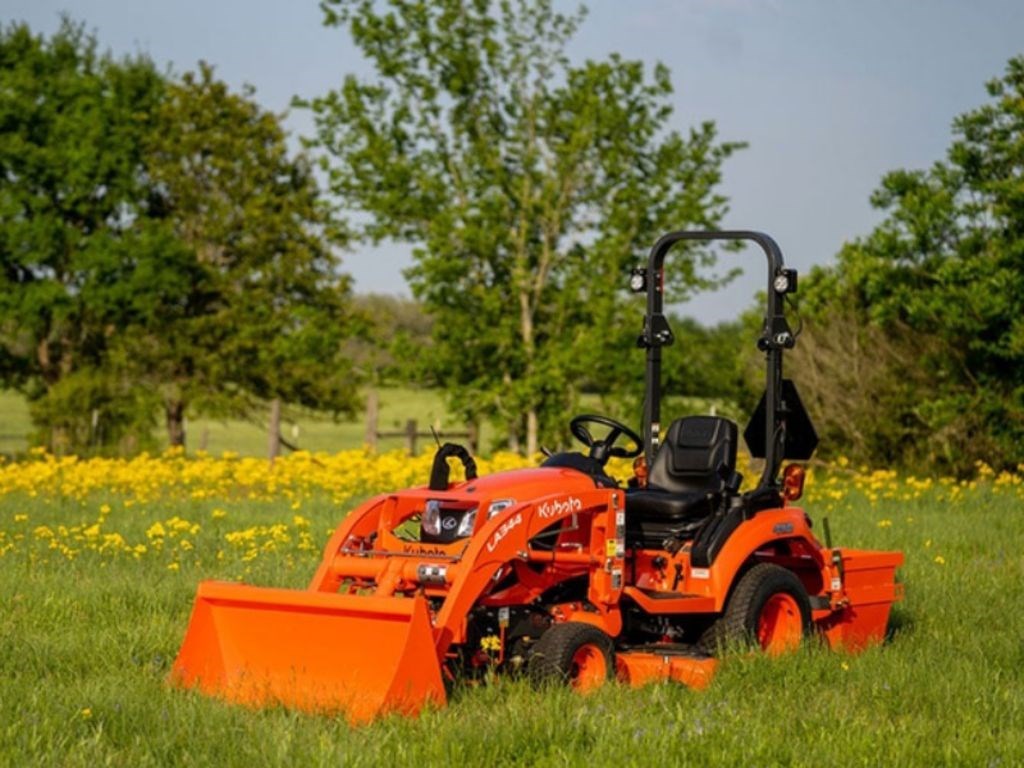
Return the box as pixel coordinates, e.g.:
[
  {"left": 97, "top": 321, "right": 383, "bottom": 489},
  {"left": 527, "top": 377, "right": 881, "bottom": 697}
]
[{"left": 626, "top": 416, "right": 740, "bottom": 549}]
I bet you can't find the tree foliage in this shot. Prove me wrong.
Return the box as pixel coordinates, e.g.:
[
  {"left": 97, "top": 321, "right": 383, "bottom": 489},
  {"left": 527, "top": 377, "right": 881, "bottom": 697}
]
[
  {"left": 0, "top": 21, "right": 358, "bottom": 453},
  {"left": 346, "top": 294, "right": 434, "bottom": 385},
  {"left": 134, "top": 63, "right": 358, "bottom": 445},
  {"left": 0, "top": 20, "right": 167, "bottom": 451},
  {"left": 794, "top": 56, "right": 1024, "bottom": 472},
  {"left": 306, "top": 0, "right": 742, "bottom": 453}
]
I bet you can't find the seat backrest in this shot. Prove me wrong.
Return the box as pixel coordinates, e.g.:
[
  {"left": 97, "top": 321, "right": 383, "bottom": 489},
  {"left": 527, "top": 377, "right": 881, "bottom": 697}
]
[{"left": 647, "top": 416, "right": 738, "bottom": 495}]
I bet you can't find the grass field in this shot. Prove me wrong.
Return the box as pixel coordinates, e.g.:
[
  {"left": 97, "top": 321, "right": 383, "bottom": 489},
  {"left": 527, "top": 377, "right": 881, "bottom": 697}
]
[
  {"left": 1, "top": 452, "right": 1022, "bottom": 766},
  {"left": 0, "top": 388, "right": 458, "bottom": 457},
  {"left": 0, "top": 389, "right": 718, "bottom": 458}
]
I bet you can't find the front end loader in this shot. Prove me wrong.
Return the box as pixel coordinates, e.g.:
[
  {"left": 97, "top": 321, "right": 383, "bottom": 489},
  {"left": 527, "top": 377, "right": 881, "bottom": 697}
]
[{"left": 171, "top": 231, "right": 903, "bottom": 723}]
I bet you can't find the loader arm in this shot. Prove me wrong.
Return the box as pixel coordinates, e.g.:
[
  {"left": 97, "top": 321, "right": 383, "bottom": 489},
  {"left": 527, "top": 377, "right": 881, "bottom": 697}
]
[
  {"left": 308, "top": 494, "right": 390, "bottom": 591},
  {"left": 430, "top": 488, "right": 626, "bottom": 655}
]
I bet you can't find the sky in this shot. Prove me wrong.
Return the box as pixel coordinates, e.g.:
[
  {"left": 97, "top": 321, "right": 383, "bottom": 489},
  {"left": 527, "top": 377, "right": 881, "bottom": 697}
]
[{"left": 6, "top": 0, "right": 1024, "bottom": 322}]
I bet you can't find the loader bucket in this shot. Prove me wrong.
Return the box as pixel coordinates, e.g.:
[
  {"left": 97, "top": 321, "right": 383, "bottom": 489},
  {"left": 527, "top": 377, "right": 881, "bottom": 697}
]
[{"left": 170, "top": 581, "right": 446, "bottom": 723}]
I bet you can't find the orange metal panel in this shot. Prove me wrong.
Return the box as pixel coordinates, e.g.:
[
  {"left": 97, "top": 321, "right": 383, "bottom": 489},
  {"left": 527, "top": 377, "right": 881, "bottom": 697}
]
[
  {"left": 817, "top": 548, "right": 904, "bottom": 651},
  {"left": 621, "top": 586, "right": 717, "bottom": 614},
  {"left": 616, "top": 652, "right": 718, "bottom": 690},
  {"left": 170, "top": 581, "right": 446, "bottom": 724}
]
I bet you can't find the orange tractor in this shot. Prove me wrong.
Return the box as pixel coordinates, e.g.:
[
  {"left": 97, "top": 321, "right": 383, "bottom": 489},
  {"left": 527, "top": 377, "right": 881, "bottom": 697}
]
[{"left": 172, "top": 231, "right": 903, "bottom": 723}]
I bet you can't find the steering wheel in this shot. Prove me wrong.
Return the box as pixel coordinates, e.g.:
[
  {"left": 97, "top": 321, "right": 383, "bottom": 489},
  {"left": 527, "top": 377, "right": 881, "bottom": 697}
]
[{"left": 569, "top": 414, "right": 643, "bottom": 465}]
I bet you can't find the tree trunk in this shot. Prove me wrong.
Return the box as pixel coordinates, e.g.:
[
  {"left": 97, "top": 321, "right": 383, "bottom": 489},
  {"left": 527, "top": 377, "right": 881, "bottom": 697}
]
[
  {"left": 518, "top": 290, "right": 538, "bottom": 456},
  {"left": 166, "top": 399, "right": 186, "bottom": 448},
  {"left": 508, "top": 425, "right": 520, "bottom": 454},
  {"left": 268, "top": 397, "right": 282, "bottom": 462},
  {"left": 525, "top": 409, "right": 538, "bottom": 457}
]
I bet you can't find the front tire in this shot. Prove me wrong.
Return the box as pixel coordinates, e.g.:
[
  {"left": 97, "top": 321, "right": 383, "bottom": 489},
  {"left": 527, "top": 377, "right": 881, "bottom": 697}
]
[
  {"left": 699, "top": 563, "right": 812, "bottom": 655},
  {"left": 528, "top": 622, "right": 615, "bottom": 692}
]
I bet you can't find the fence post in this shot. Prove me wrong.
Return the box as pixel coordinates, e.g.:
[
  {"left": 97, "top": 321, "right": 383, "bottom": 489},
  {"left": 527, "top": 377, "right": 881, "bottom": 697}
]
[
  {"left": 405, "top": 419, "right": 417, "bottom": 456},
  {"left": 365, "top": 390, "right": 379, "bottom": 452}
]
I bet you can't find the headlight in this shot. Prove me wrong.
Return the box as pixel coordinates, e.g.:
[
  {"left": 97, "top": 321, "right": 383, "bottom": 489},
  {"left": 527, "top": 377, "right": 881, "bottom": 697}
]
[
  {"left": 487, "top": 499, "right": 516, "bottom": 519},
  {"left": 456, "top": 508, "right": 478, "bottom": 538},
  {"left": 422, "top": 500, "right": 441, "bottom": 536}
]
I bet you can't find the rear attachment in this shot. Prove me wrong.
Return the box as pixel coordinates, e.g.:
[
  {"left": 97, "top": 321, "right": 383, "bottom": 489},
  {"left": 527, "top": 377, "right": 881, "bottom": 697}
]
[
  {"left": 170, "top": 581, "right": 446, "bottom": 723},
  {"left": 819, "top": 549, "right": 904, "bottom": 650}
]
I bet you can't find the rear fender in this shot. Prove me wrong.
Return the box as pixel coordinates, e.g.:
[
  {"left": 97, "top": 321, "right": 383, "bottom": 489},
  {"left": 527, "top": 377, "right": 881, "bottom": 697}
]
[
  {"left": 551, "top": 604, "right": 624, "bottom": 636},
  {"left": 693, "top": 508, "right": 827, "bottom": 612}
]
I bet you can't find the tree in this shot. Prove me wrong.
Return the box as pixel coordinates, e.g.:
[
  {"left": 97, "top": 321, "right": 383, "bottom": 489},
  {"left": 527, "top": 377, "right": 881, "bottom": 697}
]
[
  {"left": 0, "top": 20, "right": 167, "bottom": 452},
  {"left": 346, "top": 293, "right": 435, "bottom": 386},
  {"left": 133, "top": 63, "right": 359, "bottom": 447},
  {"left": 599, "top": 311, "right": 757, "bottom": 422},
  {"left": 305, "top": 0, "right": 741, "bottom": 454},
  {"left": 794, "top": 56, "right": 1024, "bottom": 472},
  {"left": 1, "top": 21, "right": 360, "bottom": 454}
]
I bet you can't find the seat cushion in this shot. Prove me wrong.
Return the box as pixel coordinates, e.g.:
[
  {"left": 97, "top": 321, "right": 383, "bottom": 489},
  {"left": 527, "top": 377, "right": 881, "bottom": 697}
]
[
  {"left": 625, "top": 489, "right": 718, "bottom": 549},
  {"left": 624, "top": 415, "right": 738, "bottom": 550},
  {"left": 626, "top": 489, "right": 714, "bottom": 520}
]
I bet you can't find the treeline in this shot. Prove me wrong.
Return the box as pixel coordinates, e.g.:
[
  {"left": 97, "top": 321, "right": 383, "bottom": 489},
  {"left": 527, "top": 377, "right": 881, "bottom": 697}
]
[
  {"left": 789, "top": 57, "right": 1024, "bottom": 476},
  {"left": 3, "top": 7, "right": 1023, "bottom": 475},
  {"left": 2, "top": 4, "right": 747, "bottom": 457}
]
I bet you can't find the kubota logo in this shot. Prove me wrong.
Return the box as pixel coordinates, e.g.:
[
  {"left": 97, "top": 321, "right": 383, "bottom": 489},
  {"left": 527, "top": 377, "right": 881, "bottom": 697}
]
[
  {"left": 402, "top": 544, "right": 447, "bottom": 556},
  {"left": 537, "top": 496, "right": 582, "bottom": 519}
]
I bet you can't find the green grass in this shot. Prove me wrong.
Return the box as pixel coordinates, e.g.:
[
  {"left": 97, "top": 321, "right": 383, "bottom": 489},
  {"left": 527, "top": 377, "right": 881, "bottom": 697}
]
[
  {"left": 1, "top": 482, "right": 1022, "bottom": 766},
  {"left": 0, "top": 388, "right": 460, "bottom": 457},
  {"left": 0, "top": 390, "right": 34, "bottom": 455},
  {"left": 187, "top": 388, "right": 458, "bottom": 455}
]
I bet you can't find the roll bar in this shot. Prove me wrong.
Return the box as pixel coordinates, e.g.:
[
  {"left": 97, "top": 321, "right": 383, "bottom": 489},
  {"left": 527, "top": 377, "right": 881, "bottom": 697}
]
[{"left": 638, "top": 230, "right": 797, "bottom": 490}]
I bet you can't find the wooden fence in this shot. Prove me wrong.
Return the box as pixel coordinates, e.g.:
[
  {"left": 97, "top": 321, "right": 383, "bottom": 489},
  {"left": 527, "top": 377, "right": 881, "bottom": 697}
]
[{"left": 363, "top": 391, "right": 477, "bottom": 456}]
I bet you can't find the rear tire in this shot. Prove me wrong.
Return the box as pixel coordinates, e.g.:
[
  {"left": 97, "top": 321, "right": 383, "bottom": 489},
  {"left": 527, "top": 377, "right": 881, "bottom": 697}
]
[
  {"left": 528, "top": 622, "right": 615, "bottom": 692},
  {"left": 699, "top": 563, "right": 812, "bottom": 656}
]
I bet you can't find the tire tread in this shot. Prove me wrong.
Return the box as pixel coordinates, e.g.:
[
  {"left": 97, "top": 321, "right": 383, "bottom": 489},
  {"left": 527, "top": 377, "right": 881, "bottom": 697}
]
[{"left": 699, "top": 562, "right": 811, "bottom": 654}]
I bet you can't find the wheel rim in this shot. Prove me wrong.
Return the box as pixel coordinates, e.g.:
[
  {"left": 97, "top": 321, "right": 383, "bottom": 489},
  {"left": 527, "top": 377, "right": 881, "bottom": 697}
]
[
  {"left": 569, "top": 643, "right": 608, "bottom": 691},
  {"left": 756, "top": 593, "right": 803, "bottom": 655}
]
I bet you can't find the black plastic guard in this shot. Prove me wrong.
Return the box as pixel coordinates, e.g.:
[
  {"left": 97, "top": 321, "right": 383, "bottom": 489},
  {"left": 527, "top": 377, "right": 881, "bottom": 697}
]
[
  {"left": 429, "top": 443, "right": 478, "bottom": 491},
  {"left": 743, "top": 379, "right": 818, "bottom": 460},
  {"left": 690, "top": 504, "right": 744, "bottom": 569}
]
